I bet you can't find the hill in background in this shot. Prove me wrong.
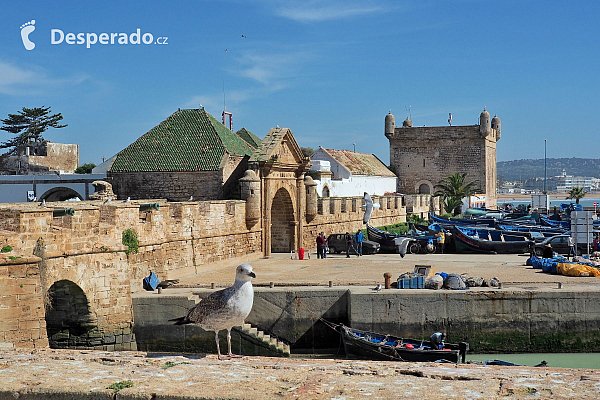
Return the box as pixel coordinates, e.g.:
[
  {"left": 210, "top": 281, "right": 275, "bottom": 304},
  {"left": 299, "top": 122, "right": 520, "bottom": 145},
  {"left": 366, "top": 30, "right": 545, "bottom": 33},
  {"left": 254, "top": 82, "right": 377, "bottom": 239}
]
[{"left": 498, "top": 158, "right": 600, "bottom": 182}]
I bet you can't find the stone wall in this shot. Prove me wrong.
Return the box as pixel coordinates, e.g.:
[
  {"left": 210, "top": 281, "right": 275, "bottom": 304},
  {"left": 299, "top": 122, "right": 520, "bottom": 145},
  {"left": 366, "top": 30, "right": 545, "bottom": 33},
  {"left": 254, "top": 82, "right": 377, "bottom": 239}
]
[
  {"left": 0, "top": 256, "right": 48, "bottom": 349},
  {"left": 301, "top": 195, "right": 428, "bottom": 250},
  {"left": 108, "top": 156, "right": 249, "bottom": 202},
  {"left": 0, "top": 199, "right": 262, "bottom": 349}
]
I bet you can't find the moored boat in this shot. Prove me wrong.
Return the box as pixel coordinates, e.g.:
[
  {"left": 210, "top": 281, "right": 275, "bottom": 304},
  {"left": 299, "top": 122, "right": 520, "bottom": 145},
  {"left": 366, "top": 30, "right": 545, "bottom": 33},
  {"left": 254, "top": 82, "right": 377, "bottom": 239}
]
[
  {"left": 338, "top": 324, "right": 469, "bottom": 364},
  {"left": 450, "top": 225, "right": 532, "bottom": 254}
]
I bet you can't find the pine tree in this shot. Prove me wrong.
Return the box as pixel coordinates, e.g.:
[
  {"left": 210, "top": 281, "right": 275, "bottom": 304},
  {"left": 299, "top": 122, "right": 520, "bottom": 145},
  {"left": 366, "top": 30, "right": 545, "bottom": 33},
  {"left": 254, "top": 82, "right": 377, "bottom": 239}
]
[{"left": 0, "top": 106, "right": 67, "bottom": 155}]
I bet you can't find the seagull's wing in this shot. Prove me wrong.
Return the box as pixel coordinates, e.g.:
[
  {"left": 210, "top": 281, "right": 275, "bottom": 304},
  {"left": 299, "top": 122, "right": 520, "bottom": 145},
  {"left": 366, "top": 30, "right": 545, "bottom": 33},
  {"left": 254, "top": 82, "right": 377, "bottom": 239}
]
[
  {"left": 185, "top": 287, "right": 231, "bottom": 324},
  {"left": 363, "top": 192, "right": 373, "bottom": 224}
]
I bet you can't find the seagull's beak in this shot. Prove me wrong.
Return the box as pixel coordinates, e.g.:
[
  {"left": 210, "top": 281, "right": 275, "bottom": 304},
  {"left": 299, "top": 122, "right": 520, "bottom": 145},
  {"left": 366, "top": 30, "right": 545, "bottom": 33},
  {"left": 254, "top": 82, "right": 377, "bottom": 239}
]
[{"left": 248, "top": 272, "right": 256, "bottom": 278}]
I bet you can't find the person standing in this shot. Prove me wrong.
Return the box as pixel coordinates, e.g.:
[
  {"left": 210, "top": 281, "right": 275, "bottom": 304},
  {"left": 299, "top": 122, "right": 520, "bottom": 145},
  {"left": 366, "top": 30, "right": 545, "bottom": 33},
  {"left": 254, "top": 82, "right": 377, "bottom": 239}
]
[
  {"left": 567, "top": 235, "right": 576, "bottom": 260},
  {"left": 435, "top": 231, "right": 445, "bottom": 254},
  {"left": 321, "top": 232, "right": 328, "bottom": 259},
  {"left": 345, "top": 232, "right": 354, "bottom": 258},
  {"left": 316, "top": 233, "right": 324, "bottom": 259},
  {"left": 355, "top": 229, "right": 364, "bottom": 256}
]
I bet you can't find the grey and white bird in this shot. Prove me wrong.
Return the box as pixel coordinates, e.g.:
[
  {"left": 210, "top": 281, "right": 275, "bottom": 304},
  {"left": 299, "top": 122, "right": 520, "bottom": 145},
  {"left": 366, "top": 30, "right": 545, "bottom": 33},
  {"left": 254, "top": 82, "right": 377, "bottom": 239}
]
[
  {"left": 169, "top": 263, "right": 256, "bottom": 360},
  {"left": 123, "top": 196, "right": 131, "bottom": 203},
  {"left": 103, "top": 197, "right": 112, "bottom": 204},
  {"left": 188, "top": 195, "right": 194, "bottom": 201},
  {"left": 372, "top": 283, "right": 382, "bottom": 291},
  {"left": 362, "top": 192, "right": 381, "bottom": 224}
]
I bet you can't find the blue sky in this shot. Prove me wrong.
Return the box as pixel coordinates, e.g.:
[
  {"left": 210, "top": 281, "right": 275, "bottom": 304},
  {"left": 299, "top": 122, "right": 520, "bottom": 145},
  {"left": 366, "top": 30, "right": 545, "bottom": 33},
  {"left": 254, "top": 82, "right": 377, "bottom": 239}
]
[{"left": 1, "top": 0, "right": 599, "bottom": 166}]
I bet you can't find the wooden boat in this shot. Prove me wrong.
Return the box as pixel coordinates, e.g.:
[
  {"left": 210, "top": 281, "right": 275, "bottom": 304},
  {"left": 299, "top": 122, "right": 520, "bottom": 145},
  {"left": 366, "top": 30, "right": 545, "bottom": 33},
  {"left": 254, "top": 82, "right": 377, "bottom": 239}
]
[
  {"left": 366, "top": 224, "right": 401, "bottom": 252},
  {"left": 338, "top": 324, "right": 469, "bottom": 364},
  {"left": 450, "top": 225, "right": 532, "bottom": 254},
  {"left": 428, "top": 213, "right": 496, "bottom": 228}
]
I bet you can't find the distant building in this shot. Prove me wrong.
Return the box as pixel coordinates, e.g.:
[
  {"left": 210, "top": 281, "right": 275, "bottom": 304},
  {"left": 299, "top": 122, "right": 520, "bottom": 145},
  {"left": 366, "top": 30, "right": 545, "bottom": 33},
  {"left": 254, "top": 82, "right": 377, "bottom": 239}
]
[
  {"left": 107, "top": 108, "right": 261, "bottom": 201},
  {"left": 385, "top": 108, "right": 500, "bottom": 209},
  {"left": 308, "top": 147, "right": 397, "bottom": 197},
  {"left": 551, "top": 169, "right": 593, "bottom": 193},
  {"left": 0, "top": 141, "right": 79, "bottom": 175}
]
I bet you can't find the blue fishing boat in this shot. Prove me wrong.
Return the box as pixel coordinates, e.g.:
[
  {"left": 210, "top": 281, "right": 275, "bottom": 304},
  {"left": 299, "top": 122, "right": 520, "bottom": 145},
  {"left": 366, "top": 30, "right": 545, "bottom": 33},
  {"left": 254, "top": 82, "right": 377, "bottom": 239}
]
[{"left": 450, "top": 225, "right": 532, "bottom": 254}]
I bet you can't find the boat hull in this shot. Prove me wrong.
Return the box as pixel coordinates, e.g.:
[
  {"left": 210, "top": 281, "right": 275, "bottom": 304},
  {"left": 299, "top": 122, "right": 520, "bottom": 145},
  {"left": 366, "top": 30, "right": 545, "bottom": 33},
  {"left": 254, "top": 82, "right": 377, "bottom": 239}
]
[
  {"left": 450, "top": 225, "right": 531, "bottom": 254},
  {"left": 339, "top": 325, "right": 467, "bottom": 364}
]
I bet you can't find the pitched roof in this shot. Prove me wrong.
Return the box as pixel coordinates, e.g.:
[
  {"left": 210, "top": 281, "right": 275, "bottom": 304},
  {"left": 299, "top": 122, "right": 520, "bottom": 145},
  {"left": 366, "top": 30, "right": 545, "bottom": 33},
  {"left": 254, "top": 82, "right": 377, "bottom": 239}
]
[
  {"left": 235, "top": 128, "right": 262, "bottom": 148},
  {"left": 322, "top": 149, "right": 396, "bottom": 177},
  {"left": 110, "top": 109, "right": 259, "bottom": 172},
  {"left": 250, "top": 127, "right": 289, "bottom": 162}
]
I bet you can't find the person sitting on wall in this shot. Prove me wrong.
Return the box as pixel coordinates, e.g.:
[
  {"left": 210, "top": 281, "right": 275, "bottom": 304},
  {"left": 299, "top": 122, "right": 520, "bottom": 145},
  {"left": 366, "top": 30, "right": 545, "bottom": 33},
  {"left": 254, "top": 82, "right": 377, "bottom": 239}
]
[{"left": 430, "top": 331, "right": 446, "bottom": 350}]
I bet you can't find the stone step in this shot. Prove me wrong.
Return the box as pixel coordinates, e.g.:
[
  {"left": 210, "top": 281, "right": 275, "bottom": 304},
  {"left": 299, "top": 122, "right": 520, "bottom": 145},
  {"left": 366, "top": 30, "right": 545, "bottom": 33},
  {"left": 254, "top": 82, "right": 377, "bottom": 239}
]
[{"left": 235, "top": 323, "right": 290, "bottom": 357}]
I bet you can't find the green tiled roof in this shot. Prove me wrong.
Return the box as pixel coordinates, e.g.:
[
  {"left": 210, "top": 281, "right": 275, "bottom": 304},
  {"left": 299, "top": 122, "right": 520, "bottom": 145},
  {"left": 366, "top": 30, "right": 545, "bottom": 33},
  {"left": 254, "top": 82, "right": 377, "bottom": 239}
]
[
  {"left": 236, "top": 128, "right": 262, "bottom": 148},
  {"left": 110, "top": 109, "right": 258, "bottom": 172}
]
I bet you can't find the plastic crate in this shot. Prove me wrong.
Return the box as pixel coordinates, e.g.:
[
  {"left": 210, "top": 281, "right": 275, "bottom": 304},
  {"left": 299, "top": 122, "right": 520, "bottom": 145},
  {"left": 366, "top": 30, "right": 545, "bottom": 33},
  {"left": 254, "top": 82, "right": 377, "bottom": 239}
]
[{"left": 397, "top": 276, "right": 424, "bottom": 289}]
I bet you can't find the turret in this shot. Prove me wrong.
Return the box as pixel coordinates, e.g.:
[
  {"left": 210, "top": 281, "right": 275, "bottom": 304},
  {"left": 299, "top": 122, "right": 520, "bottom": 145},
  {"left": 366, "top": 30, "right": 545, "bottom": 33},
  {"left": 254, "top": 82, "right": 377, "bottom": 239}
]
[
  {"left": 304, "top": 175, "right": 317, "bottom": 221},
  {"left": 491, "top": 114, "right": 501, "bottom": 141},
  {"left": 479, "top": 108, "right": 491, "bottom": 137},
  {"left": 239, "top": 169, "right": 261, "bottom": 228},
  {"left": 402, "top": 117, "right": 413, "bottom": 127},
  {"left": 385, "top": 111, "right": 395, "bottom": 138}
]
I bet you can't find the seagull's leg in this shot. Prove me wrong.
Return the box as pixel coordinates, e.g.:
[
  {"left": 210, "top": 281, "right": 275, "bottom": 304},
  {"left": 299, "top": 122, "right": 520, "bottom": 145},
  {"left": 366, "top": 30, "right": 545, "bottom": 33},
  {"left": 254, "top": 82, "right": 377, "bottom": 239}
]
[
  {"left": 227, "top": 328, "right": 242, "bottom": 358},
  {"left": 216, "top": 331, "right": 229, "bottom": 360}
]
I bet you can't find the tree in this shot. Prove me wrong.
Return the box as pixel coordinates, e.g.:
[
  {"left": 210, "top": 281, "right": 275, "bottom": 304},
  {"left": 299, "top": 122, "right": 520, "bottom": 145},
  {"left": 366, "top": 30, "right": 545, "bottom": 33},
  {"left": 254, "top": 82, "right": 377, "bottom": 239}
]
[
  {"left": 75, "top": 163, "right": 96, "bottom": 174},
  {"left": 300, "top": 147, "right": 315, "bottom": 158},
  {"left": 434, "top": 173, "right": 480, "bottom": 216},
  {"left": 566, "top": 187, "right": 586, "bottom": 204},
  {"left": 0, "top": 106, "right": 67, "bottom": 155}
]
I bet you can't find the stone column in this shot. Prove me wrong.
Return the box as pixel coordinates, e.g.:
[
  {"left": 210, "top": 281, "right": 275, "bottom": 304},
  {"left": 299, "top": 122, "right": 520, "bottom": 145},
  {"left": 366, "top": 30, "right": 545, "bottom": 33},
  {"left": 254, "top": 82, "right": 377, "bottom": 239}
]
[
  {"left": 263, "top": 173, "right": 271, "bottom": 258},
  {"left": 296, "top": 175, "right": 304, "bottom": 252}
]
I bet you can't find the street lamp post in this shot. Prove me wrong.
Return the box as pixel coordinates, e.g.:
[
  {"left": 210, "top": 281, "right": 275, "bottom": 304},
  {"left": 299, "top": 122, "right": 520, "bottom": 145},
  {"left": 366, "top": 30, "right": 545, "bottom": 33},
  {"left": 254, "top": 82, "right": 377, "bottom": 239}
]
[{"left": 544, "top": 139, "right": 547, "bottom": 193}]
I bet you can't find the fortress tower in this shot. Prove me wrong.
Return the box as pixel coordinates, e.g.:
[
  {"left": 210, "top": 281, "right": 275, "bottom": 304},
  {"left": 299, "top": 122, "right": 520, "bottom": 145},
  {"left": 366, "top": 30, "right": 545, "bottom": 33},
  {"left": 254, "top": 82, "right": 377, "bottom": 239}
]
[{"left": 386, "top": 108, "right": 500, "bottom": 209}]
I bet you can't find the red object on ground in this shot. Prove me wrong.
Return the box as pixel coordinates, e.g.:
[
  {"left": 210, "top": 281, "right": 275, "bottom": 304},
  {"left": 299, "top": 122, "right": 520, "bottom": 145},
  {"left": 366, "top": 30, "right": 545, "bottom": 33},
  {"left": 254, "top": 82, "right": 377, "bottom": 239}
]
[
  {"left": 298, "top": 248, "right": 304, "bottom": 260},
  {"left": 405, "top": 343, "right": 414, "bottom": 349}
]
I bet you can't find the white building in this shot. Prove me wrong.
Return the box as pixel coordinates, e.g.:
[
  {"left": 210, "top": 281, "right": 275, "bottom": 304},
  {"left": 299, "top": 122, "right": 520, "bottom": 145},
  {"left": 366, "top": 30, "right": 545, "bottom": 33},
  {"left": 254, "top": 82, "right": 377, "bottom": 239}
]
[
  {"left": 552, "top": 169, "right": 593, "bottom": 193},
  {"left": 309, "top": 147, "right": 397, "bottom": 197}
]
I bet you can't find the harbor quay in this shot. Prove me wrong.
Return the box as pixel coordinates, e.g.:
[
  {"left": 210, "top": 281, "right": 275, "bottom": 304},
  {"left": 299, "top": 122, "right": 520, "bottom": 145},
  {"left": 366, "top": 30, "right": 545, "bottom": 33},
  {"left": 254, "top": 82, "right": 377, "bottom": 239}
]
[
  {"left": 135, "top": 252, "right": 600, "bottom": 355},
  {"left": 2, "top": 253, "right": 600, "bottom": 399}
]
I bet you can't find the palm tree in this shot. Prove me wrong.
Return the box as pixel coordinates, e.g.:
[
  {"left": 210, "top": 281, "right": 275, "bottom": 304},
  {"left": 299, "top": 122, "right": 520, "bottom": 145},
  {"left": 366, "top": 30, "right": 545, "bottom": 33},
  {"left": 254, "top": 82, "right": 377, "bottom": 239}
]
[
  {"left": 566, "top": 187, "right": 586, "bottom": 204},
  {"left": 434, "top": 173, "right": 480, "bottom": 216}
]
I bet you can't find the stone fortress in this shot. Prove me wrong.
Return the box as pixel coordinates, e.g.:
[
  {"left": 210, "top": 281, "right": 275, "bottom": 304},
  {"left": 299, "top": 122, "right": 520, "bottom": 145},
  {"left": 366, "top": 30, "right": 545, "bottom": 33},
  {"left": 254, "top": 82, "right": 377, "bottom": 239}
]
[
  {"left": 0, "top": 107, "right": 436, "bottom": 350},
  {"left": 385, "top": 108, "right": 500, "bottom": 209}
]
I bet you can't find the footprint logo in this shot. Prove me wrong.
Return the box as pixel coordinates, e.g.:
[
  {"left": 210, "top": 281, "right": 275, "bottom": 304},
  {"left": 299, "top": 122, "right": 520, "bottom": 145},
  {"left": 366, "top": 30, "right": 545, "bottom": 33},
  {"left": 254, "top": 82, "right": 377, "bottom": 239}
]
[{"left": 20, "top": 20, "right": 36, "bottom": 50}]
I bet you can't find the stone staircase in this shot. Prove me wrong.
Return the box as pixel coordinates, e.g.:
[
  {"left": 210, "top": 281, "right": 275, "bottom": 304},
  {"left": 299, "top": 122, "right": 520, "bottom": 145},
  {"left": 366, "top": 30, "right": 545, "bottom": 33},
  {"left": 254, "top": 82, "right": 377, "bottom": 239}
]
[{"left": 234, "top": 323, "right": 291, "bottom": 357}]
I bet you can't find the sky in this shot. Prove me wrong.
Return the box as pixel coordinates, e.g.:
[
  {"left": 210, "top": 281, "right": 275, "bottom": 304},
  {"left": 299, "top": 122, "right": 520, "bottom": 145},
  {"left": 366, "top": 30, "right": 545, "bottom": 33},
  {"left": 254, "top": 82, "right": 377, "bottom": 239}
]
[{"left": 1, "top": 0, "right": 599, "bottom": 166}]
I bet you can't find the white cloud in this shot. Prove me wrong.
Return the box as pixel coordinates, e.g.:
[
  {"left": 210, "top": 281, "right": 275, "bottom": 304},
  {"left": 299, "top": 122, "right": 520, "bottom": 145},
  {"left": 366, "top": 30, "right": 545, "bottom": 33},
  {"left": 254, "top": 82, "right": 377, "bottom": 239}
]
[
  {"left": 272, "top": 0, "right": 383, "bottom": 23},
  {"left": 0, "top": 60, "right": 89, "bottom": 95}
]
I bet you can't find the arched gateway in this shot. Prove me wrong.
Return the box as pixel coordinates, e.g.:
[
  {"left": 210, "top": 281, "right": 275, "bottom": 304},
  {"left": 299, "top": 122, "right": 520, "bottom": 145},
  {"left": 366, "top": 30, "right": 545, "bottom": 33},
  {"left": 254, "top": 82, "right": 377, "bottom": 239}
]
[{"left": 270, "top": 188, "right": 295, "bottom": 253}]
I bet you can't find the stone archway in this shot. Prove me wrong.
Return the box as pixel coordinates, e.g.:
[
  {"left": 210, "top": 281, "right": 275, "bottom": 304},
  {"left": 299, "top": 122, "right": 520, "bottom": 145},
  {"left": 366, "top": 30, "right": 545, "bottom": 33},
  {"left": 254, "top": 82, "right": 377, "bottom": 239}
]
[
  {"left": 416, "top": 180, "right": 433, "bottom": 194},
  {"left": 40, "top": 187, "right": 83, "bottom": 202},
  {"left": 45, "top": 280, "right": 98, "bottom": 349},
  {"left": 270, "top": 188, "right": 295, "bottom": 253}
]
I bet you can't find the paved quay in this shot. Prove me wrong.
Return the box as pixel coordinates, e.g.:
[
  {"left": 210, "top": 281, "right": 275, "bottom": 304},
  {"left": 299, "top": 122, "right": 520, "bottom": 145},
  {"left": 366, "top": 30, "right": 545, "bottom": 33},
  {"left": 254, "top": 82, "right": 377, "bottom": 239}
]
[
  {"left": 1, "top": 348, "right": 600, "bottom": 399},
  {"left": 175, "top": 251, "right": 600, "bottom": 290}
]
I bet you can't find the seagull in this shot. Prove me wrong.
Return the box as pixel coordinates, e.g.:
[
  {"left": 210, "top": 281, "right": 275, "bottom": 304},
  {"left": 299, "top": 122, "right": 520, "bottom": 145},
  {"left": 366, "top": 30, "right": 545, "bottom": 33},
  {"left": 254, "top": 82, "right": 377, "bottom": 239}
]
[
  {"left": 169, "top": 263, "right": 256, "bottom": 360},
  {"left": 362, "top": 192, "right": 381, "bottom": 224},
  {"left": 103, "top": 197, "right": 112, "bottom": 204},
  {"left": 372, "top": 283, "right": 382, "bottom": 291},
  {"left": 39, "top": 199, "right": 46, "bottom": 207},
  {"left": 123, "top": 197, "right": 131, "bottom": 203},
  {"left": 188, "top": 195, "right": 194, "bottom": 201},
  {"left": 241, "top": 34, "right": 246, "bottom": 38}
]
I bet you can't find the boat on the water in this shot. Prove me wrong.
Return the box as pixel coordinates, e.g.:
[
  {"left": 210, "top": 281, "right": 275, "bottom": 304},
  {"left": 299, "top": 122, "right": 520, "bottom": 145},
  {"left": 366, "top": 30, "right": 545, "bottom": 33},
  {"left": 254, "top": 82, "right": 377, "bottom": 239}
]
[
  {"left": 338, "top": 324, "right": 469, "bottom": 364},
  {"left": 450, "top": 225, "right": 532, "bottom": 254}
]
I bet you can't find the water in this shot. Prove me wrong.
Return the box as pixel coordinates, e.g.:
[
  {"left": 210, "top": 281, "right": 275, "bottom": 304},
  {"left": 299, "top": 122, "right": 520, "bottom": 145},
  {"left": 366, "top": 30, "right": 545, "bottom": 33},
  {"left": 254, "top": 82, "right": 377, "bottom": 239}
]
[{"left": 468, "top": 353, "right": 600, "bottom": 369}]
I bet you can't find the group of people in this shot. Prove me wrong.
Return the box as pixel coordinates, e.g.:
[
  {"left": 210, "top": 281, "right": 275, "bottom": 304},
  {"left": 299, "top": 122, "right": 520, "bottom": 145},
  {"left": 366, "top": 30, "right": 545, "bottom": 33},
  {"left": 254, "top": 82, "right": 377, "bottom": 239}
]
[
  {"left": 345, "top": 230, "right": 364, "bottom": 258},
  {"left": 315, "top": 232, "right": 328, "bottom": 259}
]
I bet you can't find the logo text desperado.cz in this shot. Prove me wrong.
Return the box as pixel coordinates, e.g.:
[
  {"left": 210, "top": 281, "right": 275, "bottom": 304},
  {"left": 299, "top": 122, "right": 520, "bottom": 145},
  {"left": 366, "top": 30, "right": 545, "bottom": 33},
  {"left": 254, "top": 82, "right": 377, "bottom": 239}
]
[{"left": 51, "top": 29, "right": 167, "bottom": 48}]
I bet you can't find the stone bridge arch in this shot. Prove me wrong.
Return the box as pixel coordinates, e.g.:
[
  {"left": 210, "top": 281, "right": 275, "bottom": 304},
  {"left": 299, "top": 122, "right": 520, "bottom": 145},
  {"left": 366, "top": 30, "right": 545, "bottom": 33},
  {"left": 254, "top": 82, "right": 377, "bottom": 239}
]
[{"left": 45, "top": 279, "right": 98, "bottom": 349}]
